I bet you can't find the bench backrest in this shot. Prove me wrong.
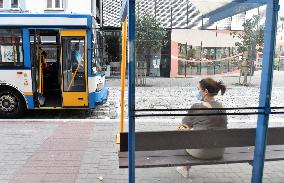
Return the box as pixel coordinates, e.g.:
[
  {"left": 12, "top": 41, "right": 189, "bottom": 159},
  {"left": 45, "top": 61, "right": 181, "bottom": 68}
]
[{"left": 120, "top": 127, "right": 284, "bottom": 152}]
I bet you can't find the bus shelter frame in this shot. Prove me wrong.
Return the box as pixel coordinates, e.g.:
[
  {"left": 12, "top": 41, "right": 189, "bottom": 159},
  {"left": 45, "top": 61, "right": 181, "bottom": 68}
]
[{"left": 120, "top": 0, "right": 280, "bottom": 183}]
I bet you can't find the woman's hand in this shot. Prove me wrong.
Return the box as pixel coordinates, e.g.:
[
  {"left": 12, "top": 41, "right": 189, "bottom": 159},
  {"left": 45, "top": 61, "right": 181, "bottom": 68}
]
[{"left": 177, "top": 124, "right": 192, "bottom": 130}]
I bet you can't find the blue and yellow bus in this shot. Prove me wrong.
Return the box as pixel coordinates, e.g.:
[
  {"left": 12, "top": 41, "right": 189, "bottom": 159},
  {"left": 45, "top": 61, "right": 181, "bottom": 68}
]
[{"left": 0, "top": 14, "right": 108, "bottom": 117}]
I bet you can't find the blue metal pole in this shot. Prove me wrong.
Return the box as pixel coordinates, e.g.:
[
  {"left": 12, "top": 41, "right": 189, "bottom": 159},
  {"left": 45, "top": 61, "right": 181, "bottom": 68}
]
[
  {"left": 128, "top": 0, "right": 136, "bottom": 183},
  {"left": 23, "top": 28, "right": 31, "bottom": 68},
  {"left": 252, "top": 0, "right": 279, "bottom": 183}
]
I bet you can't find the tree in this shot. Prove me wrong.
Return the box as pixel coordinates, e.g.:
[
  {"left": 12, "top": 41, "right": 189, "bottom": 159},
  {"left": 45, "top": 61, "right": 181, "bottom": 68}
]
[
  {"left": 232, "top": 15, "right": 264, "bottom": 85},
  {"left": 136, "top": 12, "right": 167, "bottom": 68}
]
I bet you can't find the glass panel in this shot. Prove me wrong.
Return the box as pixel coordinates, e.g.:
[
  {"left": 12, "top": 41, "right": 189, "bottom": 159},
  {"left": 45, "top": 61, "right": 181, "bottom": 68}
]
[
  {"left": 0, "top": 29, "right": 23, "bottom": 67},
  {"left": 11, "top": 0, "right": 18, "bottom": 8},
  {"left": 0, "top": 0, "right": 3, "bottom": 8},
  {"left": 62, "top": 37, "right": 86, "bottom": 92},
  {"left": 231, "top": 13, "right": 246, "bottom": 30},
  {"left": 44, "top": 46, "right": 57, "bottom": 63},
  {"left": 271, "top": 3, "right": 284, "bottom": 125},
  {"left": 47, "top": 0, "right": 52, "bottom": 8},
  {"left": 92, "top": 31, "right": 104, "bottom": 74},
  {"left": 131, "top": 1, "right": 271, "bottom": 180}
]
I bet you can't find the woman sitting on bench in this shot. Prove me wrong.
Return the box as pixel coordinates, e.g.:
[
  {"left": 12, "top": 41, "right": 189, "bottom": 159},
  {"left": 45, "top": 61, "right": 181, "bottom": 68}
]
[{"left": 177, "top": 77, "right": 228, "bottom": 178}]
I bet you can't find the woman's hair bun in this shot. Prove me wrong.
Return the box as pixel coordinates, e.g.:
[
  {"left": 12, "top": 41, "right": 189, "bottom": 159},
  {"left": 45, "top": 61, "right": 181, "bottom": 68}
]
[
  {"left": 217, "top": 80, "right": 226, "bottom": 95},
  {"left": 199, "top": 78, "right": 227, "bottom": 96}
]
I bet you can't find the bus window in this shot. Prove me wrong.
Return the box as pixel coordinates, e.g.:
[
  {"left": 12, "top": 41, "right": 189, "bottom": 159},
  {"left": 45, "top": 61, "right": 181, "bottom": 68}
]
[
  {"left": 62, "top": 37, "right": 86, "bottom": 92},
  {"left": 92, "top": 33, "right": 104, "bottom": 74},
  {"left": 92, "top": 57, "right": 103, "bottom": 74},
  {"left": 0, "top": 29, "right": 23, "bottom": 67}
]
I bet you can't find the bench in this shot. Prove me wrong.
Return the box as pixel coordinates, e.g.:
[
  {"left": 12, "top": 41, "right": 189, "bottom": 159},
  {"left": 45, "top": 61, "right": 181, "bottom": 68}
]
[{"left": 119, "top": 127, "right": 284, "bottom": 168}]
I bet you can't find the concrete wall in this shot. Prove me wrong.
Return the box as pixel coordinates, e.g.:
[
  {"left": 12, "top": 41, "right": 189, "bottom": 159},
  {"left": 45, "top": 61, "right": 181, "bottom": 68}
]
[
  {"left": 170, "top": 41, "right": 179, "bottom": 77},
  {"left": 24, "top": 0, "right": 94, "bottom": 14},
  {"left": 1, "top": 0, "right": 26, "bottom": 11},
  {"left": 25, "top": 0, "right": 45, "bottom": 13},
  {"left": 66, "top": 0, "right": 92, "bottom": 14}
]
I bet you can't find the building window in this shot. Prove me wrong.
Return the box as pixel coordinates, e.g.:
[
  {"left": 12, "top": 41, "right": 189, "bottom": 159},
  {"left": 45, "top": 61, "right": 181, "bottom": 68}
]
[
  {"left": 47, "top": 0, "right": 52, "bottom": 8},
  {"left": 55, "top": 0, "right": 61, "bottom": 8},
  {"left": 0, "top": 0, "right": 3, "bottom": 8},
  {"left": 62, "top": 37, "right": 86, "bottom": 92},
  {"left": 0, "top": 29, "right": 23, "bottom": 67},
  {"left": 11, "top": 0, "right": 19, "bottom": 9},
  {"left": 47, "top": 0, "right": 63, "bottom": 9}
]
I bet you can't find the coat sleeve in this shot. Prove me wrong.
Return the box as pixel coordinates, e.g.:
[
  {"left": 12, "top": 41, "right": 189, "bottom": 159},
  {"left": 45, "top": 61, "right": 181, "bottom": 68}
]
[{"left": 181, "top": 103, "right": 201, "bottom": 126}]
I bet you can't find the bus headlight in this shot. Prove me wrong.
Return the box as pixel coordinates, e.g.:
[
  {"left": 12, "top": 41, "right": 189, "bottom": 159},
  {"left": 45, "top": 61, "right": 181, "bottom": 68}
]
[{"left": 92, "top": 67, "right": 97, "bottom": 74}]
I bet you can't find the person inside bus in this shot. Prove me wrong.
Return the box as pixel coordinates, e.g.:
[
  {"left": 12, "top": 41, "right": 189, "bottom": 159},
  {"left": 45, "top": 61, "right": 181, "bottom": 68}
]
[
  {"left": 71, "top": 43, "right": 84, "bottom": 73},
  {"left": 176, "top": 77, "right": 228, "bottom": 178},
  {"left": 36, "top": 47, "right": 48, "bottom": 105},
  {"left": 40, "top": 48, "right": 47, "bottom": 72}
]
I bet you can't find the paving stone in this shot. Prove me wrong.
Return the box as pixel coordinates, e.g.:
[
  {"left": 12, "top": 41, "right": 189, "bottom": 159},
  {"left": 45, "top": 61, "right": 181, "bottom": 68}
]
[{"left": 3, "top": 72, "right": 284, "bottom": 183}]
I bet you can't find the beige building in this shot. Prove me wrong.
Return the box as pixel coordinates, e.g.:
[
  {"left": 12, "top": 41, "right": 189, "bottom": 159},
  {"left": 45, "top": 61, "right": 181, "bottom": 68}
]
[{"left": 170, "top": 29, "right": 242, "bottom": 77}]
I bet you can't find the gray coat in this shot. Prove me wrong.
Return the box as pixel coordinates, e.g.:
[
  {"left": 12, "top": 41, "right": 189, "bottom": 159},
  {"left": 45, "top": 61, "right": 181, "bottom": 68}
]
[
  {"left": 182, "top": 101, "right": 228, "bottom": 159},
  {"left": 182, "top": 101, "right": 227, "bottom": 130}
]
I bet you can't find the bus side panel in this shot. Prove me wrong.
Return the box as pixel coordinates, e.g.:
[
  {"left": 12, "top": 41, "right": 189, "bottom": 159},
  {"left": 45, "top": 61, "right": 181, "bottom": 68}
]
[
  {"left": 88, "top": 75, "right": 108, "bottom": 109},
  {"left": 0, "top": 70, "right": 34, "bottom": 109}
]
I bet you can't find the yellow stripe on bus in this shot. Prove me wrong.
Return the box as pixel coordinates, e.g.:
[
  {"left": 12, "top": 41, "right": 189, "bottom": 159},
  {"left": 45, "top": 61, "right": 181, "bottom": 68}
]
[{"left": 23, "top": 92, "right": 33, "bottom": 95}]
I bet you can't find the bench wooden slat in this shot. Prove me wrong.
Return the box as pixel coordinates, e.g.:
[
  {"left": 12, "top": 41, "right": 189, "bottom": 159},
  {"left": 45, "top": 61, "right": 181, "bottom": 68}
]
[
  {"left": 119, "top": 145, "right": 284, "bottom": 168},
  {"left": 120, "top": 127, "right": 284, "bottom": 152},
  {"left": 119, "top": 145, "right": 284, "bottom": 158},
  {"left": 118, "top": 146, "right": 251, "bottom": 158}
]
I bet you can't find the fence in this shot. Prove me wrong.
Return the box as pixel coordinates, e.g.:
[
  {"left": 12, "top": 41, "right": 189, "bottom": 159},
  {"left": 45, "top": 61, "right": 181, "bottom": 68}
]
[{"left": 177, "top": 54, "right": 242, "bottom": 76}]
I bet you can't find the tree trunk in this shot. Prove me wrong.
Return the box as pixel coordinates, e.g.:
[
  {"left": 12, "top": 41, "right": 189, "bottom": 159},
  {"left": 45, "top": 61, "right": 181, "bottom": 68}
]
[
  {"left": 241, "top": 51, "right": 249, "bottom": 85},
  {"left": 243, "top": 63, "right": 248, "bottom": 85},
  {"left": 135, "top": 51, "right": 147, "bottom": 87}
]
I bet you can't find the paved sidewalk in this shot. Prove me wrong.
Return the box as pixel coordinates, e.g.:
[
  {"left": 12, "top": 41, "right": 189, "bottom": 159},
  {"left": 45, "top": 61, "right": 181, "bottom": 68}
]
[{"left": 1, "top": 119, "right": 284, "bottom": 183}]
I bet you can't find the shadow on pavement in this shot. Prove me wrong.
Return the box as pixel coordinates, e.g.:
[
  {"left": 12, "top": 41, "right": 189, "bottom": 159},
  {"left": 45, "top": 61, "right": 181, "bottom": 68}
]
[{"left": 21, "top": 109, "right": 91, "bottom": 119}]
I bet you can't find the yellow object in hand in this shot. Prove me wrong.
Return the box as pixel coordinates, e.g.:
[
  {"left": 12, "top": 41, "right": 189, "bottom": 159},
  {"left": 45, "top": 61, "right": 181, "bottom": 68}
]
[{"left": 177, "top": 124, "right": 191, "bottom": 130}]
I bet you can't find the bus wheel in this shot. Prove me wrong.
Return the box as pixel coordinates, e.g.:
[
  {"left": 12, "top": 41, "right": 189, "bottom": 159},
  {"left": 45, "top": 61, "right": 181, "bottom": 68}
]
[{"left": 0, "top": 90, "right": 25, "bottom": 118}]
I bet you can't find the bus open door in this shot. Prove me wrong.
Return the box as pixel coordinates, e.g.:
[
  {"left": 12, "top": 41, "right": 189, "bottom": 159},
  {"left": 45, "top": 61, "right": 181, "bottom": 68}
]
[{"left": 60, "top": 30, "right": 88, "bottom": 107}]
